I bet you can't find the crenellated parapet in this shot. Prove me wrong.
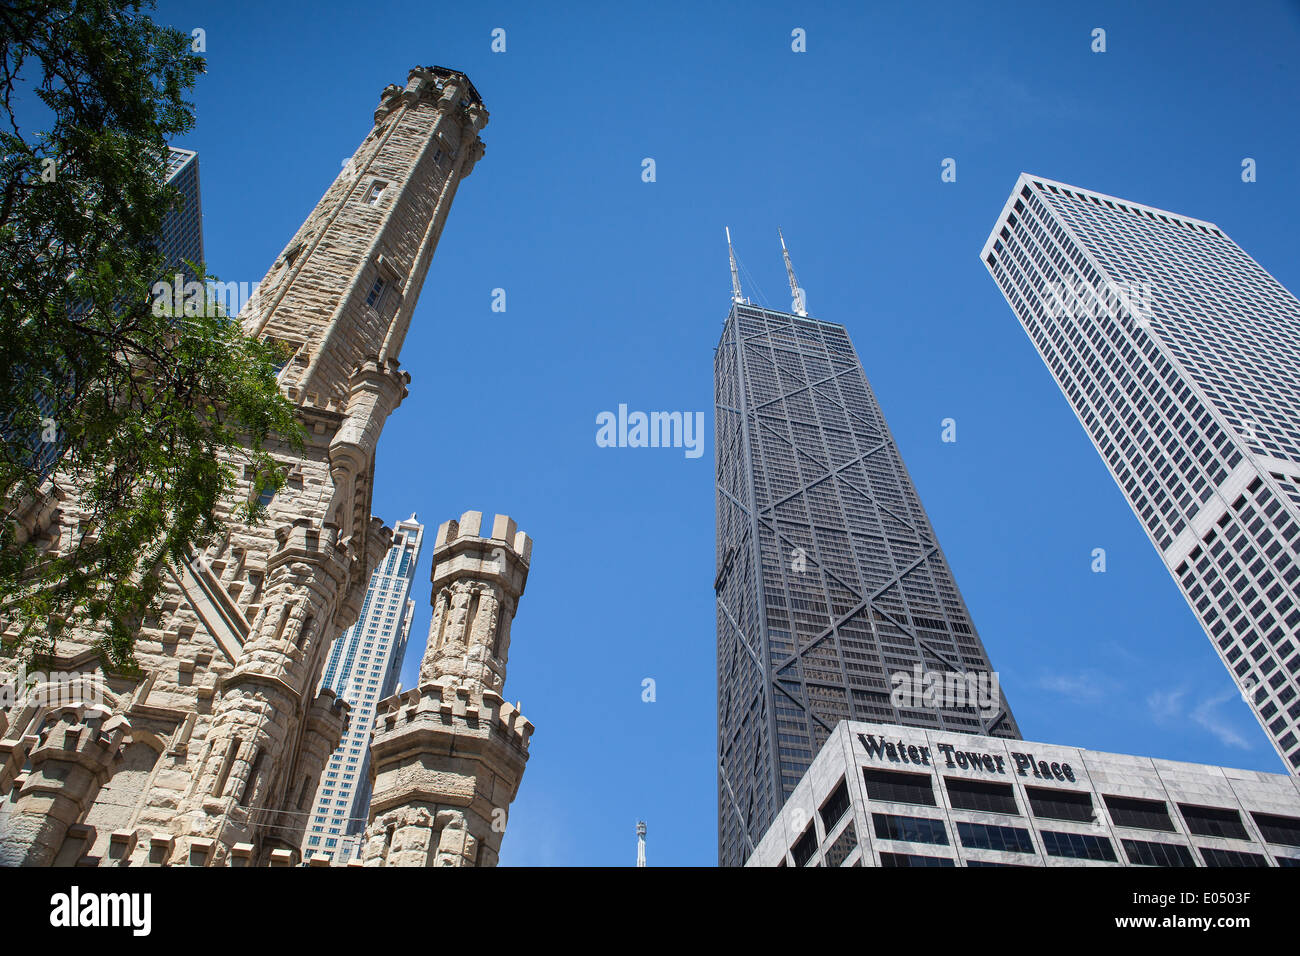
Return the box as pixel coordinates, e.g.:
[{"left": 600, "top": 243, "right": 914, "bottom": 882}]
[
  {"left": 266, "top": 516, "right": 352, "bottom": 579},
  {"left": 362, "top": 679, "right": 533, "bottom": 867},
  {"left": 0, "top": 704, "right": 131, "bottom": 867},
  {"left": 378, "top": 65, "right": 486, "bottom": 116},
  {"left": 371, "top": 678, "right": 534, "bottom": 763},
  {"left": 431, "top": 511, "right": 532, "bottom": 589},
  {"left": 231, "top": 518, "right": 355, "bottom": 687}
]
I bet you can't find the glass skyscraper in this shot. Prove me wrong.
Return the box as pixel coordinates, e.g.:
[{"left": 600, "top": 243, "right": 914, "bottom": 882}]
[
  {"left": 982, "top": 174, "right": 1300, "bottom": 776},
  {"left": 303, "top": 515, "right": 423, "bottom": 863},
  {"left": 714, "top": 292, "right": 1020, "bottom": 867},
  {"left": 5, "top": 146, "right": 207, "bottom": 481},
  {"left": 162, "top": 147, "right": 205, "bottom": 281}
]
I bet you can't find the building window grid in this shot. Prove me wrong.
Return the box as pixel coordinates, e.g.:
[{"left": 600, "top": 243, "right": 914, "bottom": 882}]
[
  {"left": 878, "top": 851, "right": 955, "bottom": 867},
  {"left": 1104, "top": 794, "right": 1176, "bottom": 832},
  {"left": 1040, "top": 829, "right": 1117, "bottom": 862},
  {"left": 718, "top": 305, "right": 1022, "bottom": 864},
  {"left": 872, "top": 813, "right": 949, "bottom": 846},
  {"left": 1199, "top": 847, "right": 1268, "bottom": 867},
  {"left": 302, "top": 523, "right": 422, "bottom": 858},
  {"left": 956, "top": 821, "right": 1035, "bottom": 854},
  {"left": 945, "top": 777, "right": 1021, "bottom": 815},
  {"left": 988, "top": 181, "right": 1300, "bottom": 770},
  {"left": 1179, "top": 804, "right": 1251, "bottom": 840}
]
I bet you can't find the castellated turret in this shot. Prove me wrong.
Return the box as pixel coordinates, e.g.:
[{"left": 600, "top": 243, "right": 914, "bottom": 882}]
[{"left": 360, "top": 512, "right": 534, "bottom": 867}]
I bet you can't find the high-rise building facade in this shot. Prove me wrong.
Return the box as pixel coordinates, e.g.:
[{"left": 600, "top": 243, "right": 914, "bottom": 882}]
[
  {"left": 748, "top": 720, "right": 1300, "bottom": 867},
  {"left": 714, "top": 260, "right": 1020, "bottom": 866},
  {"left": 982, "top": 174, "right": 1300, "bottom": 775},
  {"left": 162, "top": 146, "right": 205, "bottom": 281},
  {"left": 303, "top": 515, "right": 423, "bottom": 863},
  {"left": 5, "top": 146, "right": 207, "bottom": 481},
  {"left": 0, "top": 66, "right": 488, "bottom": 867}
]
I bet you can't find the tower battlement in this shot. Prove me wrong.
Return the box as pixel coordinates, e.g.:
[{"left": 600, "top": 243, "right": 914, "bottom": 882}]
[
  {"left": 373, "top": 679, "right": 534, "bottom": 754},
  {"left": 272, "top": 516, "right": 341, "bottom": 555},
  {"left": 376, "top": 66, "right": 487, "bottom": 125},
  {"left": 429, "top": 511, "right": 532, "bottom": 606},
  {"left": 434, "top": 511, "right": 532, "bottom": 564}
]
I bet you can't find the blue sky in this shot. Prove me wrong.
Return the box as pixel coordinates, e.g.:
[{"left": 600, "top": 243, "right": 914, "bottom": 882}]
[{"left": 155, "top": 0, "right": 1300, "bottom": 864}]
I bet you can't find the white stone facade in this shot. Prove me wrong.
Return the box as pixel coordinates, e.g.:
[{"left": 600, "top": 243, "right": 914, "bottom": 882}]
[
  {"left": 748, "top": 720, "right": 1300, "bottom": 867},
  {"left": 983, "top": 175, "right": 1300, "bottom": 774}
]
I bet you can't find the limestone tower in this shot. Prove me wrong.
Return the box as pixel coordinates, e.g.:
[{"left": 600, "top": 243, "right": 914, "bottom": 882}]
[
  {"left": 0, "top": 66, "right": 486, "bottom": 867},
  {"left": 361, "top": 511, "right": 534, "bottom": 867}
]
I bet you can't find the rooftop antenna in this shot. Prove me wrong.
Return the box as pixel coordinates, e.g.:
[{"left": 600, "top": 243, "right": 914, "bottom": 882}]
[
  {"left": 726, "top": 227, "right": 744, "bottom": 304},
  {"left": 636, "top": 820, "right": 647, "bottom": 867},
  {"left": 779, "top": 228, "right": 807, "bottom": 316}
]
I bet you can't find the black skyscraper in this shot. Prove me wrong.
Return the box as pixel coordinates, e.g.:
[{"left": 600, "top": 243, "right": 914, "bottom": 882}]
[{"left": 714, "top": 291, "right": 1019, "bottom": 867}]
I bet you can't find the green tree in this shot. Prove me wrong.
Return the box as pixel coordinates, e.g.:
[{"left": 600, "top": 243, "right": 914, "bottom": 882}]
[{"left": 0, "top": 0, "right": 302, "bottom": 670}]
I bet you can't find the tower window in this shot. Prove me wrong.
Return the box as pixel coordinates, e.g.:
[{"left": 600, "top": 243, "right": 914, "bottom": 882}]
[
  {"left": 1104, "top": 794, "right": 1175, "bottom": 832},
  {"left": 263, "top": 337, "right": 301, "bottom": 375},
  {"left": 280, "top": 242, "right": 303, "bottom": 270},
  {"left": 791, "top": 823, "right": 817, "bottom": 866},
  {"left": 1026, "top": 786, "right": 1093, "bottom": 823},
  {"left": 1252, "top": 811, "right": 1300, "bottom": 847},
  {"left": 872, "top": 813, "right": 948, "bottom": 845},
  {"left": 946, "top": 777, "right": 1020, "bottom": 815},
  {"left": 1040, "top": 829, "right": 1117, "bottom": 862},
  {"left": 1122, "top": 839, "right": 1196, "bottom": 867},
  {"left": 818, "top": 778, "right": 850, "bottom": 831},
  {"left": 365, "top": 181, "right": 387, "bottom": 206},
  {"left": 1179, "top": 804, "right": 1249, "bottom": 840},
  {"left": 366, "top": 277, "right": 387, "bottom": 310},
  {"left": 862, "top": 768, "right": 936, "bottom": 807}
]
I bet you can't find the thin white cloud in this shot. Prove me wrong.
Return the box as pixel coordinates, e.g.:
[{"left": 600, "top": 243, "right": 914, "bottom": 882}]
[
  {"left": 1190, "top": 688, "right": 1254, "bottom": 750},
  {"left": 1146, "top": 685, "right": 1253, "bottom": 750},
  {"left": 1036, "top": 671, "right": 1111, "bottom": 701},
  {"left": 1146, "top": 687, "right": 1187, "bottom": 724}
]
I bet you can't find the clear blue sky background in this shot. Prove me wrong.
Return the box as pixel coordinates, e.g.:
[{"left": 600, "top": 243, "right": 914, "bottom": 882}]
[{"left": 155, "top": 0, "right": 1300, "bottom": 864}]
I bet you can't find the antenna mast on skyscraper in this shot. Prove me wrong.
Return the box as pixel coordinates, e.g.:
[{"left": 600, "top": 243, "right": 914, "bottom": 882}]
[
  {"left": 726, "top": 227, "right": 745, "bottom": 304},
  {"left": 779, "top": 228, "right": 807, "bottom": 316},
  {"left": 636, "top": 820, "right": 647, "bottom": 867}
]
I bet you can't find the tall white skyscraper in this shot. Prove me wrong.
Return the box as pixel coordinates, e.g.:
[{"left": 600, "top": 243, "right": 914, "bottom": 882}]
[
  {"left": 982, "top": 174, "right": 1300, "bottom": 775},
  {"left": 302, "top": 515, "right": 424, "bottom": 862}
]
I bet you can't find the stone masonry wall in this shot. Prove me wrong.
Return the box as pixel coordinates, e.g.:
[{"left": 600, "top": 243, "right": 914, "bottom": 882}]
[{"left": 0, "top": 66, "right": 487, "bottom": 867}]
